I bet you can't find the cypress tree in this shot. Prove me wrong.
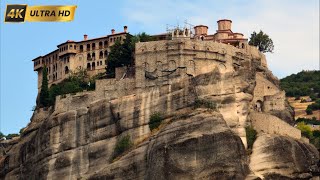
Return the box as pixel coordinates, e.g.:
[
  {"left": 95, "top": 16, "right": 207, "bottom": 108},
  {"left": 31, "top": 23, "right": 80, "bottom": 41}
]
[{"left": 39, "top": 65, "right": 49, "bottom": 107}]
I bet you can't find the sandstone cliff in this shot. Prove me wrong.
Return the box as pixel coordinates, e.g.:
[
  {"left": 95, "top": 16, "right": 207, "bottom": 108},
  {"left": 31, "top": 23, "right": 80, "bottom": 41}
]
[{"left": 1, "top": 39, "right": 319, "bottom": 179}]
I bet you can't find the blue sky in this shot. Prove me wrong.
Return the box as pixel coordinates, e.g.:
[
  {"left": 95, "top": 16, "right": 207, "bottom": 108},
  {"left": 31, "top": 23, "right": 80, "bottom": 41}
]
[{"left": 0, "top": 0, "right": 319, "bottom": 135}]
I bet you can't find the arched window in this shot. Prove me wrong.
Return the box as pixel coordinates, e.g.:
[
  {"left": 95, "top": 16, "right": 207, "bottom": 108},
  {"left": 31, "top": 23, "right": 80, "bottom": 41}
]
[
  {"left": 99, "top": 51, "right": 103, "bottom": 59},
  {"left": 80, "top": 45, "right": 83, "bottom": 52},
  {"left": 104, "top": 40, "right": 108, "bottom": 47},
  {"left": 65, "top": 66, "right": 69, "bottom": 74},
  {"left": 87, "top": 44, "right": 90, "bottom": 51},
  {"left": 87, "top": 63, "right": 91, "bottom": 70},
  {"left": 92, "top": 52, "right": 96, "bottom": 60},
  {"left": 87, "top": 53, "right": 91, "bottom": 60},
  {"left": 92, "top": 62, "right": 95, "bottom": 70},
  {"left": 92, "top": 43, "right": 96, "bottom": 50},
  {"left": 105, "top": 50, "right": 108, "bottom": 56},
  {"left": 99, "top": 41, "right": 103, "bottom": 49}
]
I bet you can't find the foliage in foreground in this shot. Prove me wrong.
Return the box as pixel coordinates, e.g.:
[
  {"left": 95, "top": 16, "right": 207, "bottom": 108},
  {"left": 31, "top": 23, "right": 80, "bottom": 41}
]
[
  {"left": 112, "top": 135, "right": 133, "bottom": 160},
  {"left": 149, "top": 112, "right": 164, "bottom": 131}
]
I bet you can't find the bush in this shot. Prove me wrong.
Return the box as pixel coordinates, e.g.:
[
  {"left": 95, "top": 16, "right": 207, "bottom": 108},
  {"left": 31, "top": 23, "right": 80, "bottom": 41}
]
[
  {"left": 246, "top": 126, "right": 257, "bottom": 150},
  {"left": 194, "top": 99, "right": 217, "bottom": 110},
  {"left": 149, "top": 112, "right": 164, "bottom": 131},
  {"left": 306, "top": 107, "right": 313, "bottom": 115},
  {"left": 113, "top": 135, "right": 132, "bottom": 159}
]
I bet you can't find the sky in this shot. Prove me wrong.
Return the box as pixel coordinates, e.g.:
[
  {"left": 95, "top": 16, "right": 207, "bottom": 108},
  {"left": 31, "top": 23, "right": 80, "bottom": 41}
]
[{"left": 0, "top": 0, "right": 319, "bottom": 135}]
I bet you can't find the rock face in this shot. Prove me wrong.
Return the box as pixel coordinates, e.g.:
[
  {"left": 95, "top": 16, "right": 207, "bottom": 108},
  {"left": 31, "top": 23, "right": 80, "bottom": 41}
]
[{"left": 1, "top": 38, "right": 319, "bottom": 179}]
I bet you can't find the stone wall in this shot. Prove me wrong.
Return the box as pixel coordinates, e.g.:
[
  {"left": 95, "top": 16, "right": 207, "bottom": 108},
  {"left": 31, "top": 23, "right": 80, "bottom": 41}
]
[
  {"left": 250, "top": 112, "right": 301, "bottom": 139},
  {"left": 263, "top": 91, "right": 286, "bottom": 112}
]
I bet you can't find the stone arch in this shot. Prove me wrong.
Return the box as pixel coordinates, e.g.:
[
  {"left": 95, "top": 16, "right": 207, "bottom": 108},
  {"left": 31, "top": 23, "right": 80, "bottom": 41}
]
[
  {"left": 255, "top": 100, "right": 263, "bottom": 112},
  {"left": 168, "top": 60, "right": 176, "bottom": 71}
]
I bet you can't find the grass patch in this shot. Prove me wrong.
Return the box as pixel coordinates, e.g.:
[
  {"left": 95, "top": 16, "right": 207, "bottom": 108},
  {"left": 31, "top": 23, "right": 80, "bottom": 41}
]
[{"left": 149, "top": 112, "right": 164, "bottom": 131}]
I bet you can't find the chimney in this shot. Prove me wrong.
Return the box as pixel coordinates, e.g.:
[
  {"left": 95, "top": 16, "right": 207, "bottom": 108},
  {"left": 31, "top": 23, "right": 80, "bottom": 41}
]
[
  {"left": 111, "top": 29, "right": 115, "bottom": 34},
  {"left": 84, "top": 34, "right": 88, "bottom": 40},
  {"left": 124, "top": 26, "right": 128, "bottom": 33}
]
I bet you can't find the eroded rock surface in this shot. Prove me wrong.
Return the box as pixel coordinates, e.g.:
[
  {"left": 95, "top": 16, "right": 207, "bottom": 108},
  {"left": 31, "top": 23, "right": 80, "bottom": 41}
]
[{"left": 1, "top": 39, "right": 319, "bottom": 179}]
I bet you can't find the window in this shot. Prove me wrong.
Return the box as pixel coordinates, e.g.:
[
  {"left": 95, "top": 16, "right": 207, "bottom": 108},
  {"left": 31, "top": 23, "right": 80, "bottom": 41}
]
[
  {"left": 92, "top": 62, "right": 95, "bottom": 70},
  {"left": 92, "top": 43, "right": 96, "bottom": 50},
  {"left": 80, "top": 45, "right": 83, "bottom": 52},
  {"left": 92, "top": 52, "right": 96, "bottom": 60},
  {"left": 74, "top": 45, "right": 76, "bottom": 49},
  {"left": 87, "top": 53, "right": 91, "bottom": 60},
  {"left": 87, "top": 44, "right": 90, "bottom": 51},
  {"left": 69, "top": 45, "right": 73, "bottom": 49},
  {"left": 99, "top": 41, "right": 103, "bottom": 48},
  {"left": 87, "top": 63, "right": 91, "bottom": 70},
  {"left": 100, "top": 61, "right": 102, "bottom": 65},
  {"left": 104, "top": 40, "right": 108, "bottom": 47},
  {"left": 104, "top": 50, "right": 108, "bottom": 56},
  {"left": 99, "top": 51, "right": 103, "bottom": 59},
  {"left": 65, "top": 66, "right": 69, "bottom": 74}
]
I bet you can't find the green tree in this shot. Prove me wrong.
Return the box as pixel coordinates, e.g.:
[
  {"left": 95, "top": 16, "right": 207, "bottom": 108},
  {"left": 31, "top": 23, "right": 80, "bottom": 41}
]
[
  {"left": 6, "top": 133, "right": 19, "bottom": 139},
  {"left": 39, "top": 66, "right": 50, "bottom": 107},
  {"left": 306, "top": 107, "right": 313, "bottom": 115},
  {"left": 136, "top": 32, "right": 156, "bottom": 42},
  {"left": 106, "top": 34, "right": 134, "bottom": 77},
  {"left": 249, "top": 30, "right": 274, "bottom": 53},
  {"left": 296, "top": 122, "right": 313, "bottom": 139}
]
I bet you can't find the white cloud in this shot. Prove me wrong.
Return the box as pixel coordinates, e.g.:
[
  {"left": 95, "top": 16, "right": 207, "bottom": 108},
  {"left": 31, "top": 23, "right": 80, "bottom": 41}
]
[{"left": 122, "top": 0, "right": 319, "bottom": 78}]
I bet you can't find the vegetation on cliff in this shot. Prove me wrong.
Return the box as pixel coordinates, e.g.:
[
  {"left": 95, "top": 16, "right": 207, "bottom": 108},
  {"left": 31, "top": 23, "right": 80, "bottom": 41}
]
[
  {"left": 39, "top": 66, "right": 50, "bottom": 107},
  {"left": 149, "top": 112, "right": 164, "bottom": 131},
  {"left": 248, "top": 30, "right": 274, "bottom": 53},
  {"left": 112, "top": 135, "right": 133, "bottom": 160}
]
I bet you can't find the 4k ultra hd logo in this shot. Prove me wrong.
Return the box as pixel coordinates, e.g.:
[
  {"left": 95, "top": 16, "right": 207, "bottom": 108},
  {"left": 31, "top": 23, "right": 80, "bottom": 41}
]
[{"left": 5, "top": 4, "right": 77, "bottom": 23}]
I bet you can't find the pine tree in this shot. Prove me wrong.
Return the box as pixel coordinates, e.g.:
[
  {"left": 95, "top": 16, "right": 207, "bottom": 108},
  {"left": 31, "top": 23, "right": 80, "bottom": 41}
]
[{"left": 39, "top": 65, "right": 49, "bottom": 107}]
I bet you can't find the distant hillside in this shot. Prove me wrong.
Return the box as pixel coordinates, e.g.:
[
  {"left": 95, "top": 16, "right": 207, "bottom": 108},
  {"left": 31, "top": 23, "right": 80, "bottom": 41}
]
[
  {"left": 280, "top": 70, "right": 320, "bottom": 121},
  {"left": 280, "top": 70, "right": 320, "bottom": 98}
]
